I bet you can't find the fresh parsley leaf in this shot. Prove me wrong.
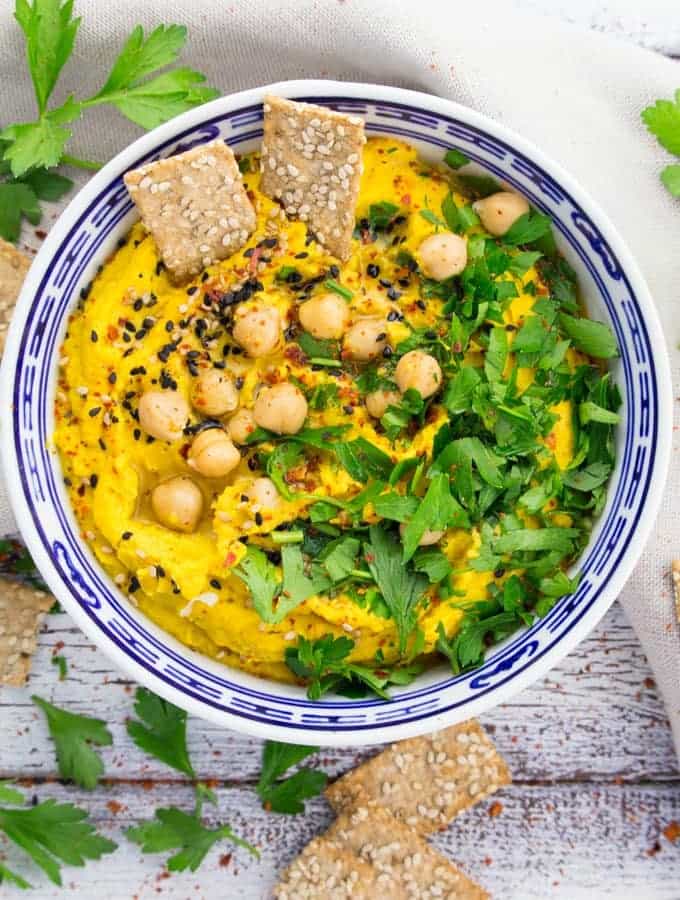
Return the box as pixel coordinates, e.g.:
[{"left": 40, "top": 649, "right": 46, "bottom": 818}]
[
  {"left": 126, "top": 687, "right": 195, "bottom": 778},
  {"left": 15, "top": 0, "right": 81, "bottom": 114},
  {"left": 503, "top": 210, "right": 552, "bottom": 246},
  {"left": 0, "top": 791, "right": 116, "bottom": 887},
  {"left": 493, "top": 527, "right": 578, "bottom": 554},
  {"left": 32, "top": 695, "right": 112, "bottom": 790},
  {"left": 641, "top": 90, "right": 680, "bottom": 157},
  {"left": 373, "top": 491, "right": 420, "bottom": 523},
  {"left": 0, "top": 182, "right": 41, "bottom": 241},
  {"left": 256, "top": 741, "right": 326, "bottom": 815},
  {"left": 508, "top": 250, "right": 542, "bottom": 276},
  {"left": 51, "top": 654, "right": 67, "bottom": 680},
  {"left": 0, "top": 782, "right": 27, "bottom": 805},
  {"left": 0, "top": 862, "right": 30, "bottom": 889},
  {"left": 284, "top": 633, "right": 355, "bottom": 698},
  {"left": 401, "top": 474, "right": 469, "bottom": 562},
  {"left": 442, "top": 366, "right": 481, "bottom": 415},
  {"left": 412, "top": 547, "right": 453, "bottom": 583},
  {"left": 19, "top": 166, "right": 73, "bottom": 199},
  {"left": 2, "top": 96, "right": 81, "bottom": 176},
  {"left": 536, "top": 255, "right": 579, "bottom": 313},
  {"left": 484, "top": 326, "right": 508, "bottom": 383},
  {"left": 321, "top": 536, "right": 361, "bottom": 582},
  {"left": 308, "top": 382, "right": 339, "bottom": 411},
  {"left": 444, "top": 148, "right": 470, "bottom": 169},
  {"left": 126, "top": 797, "right": 257, "bottom": 872},
  {"left": 267, "top": 441, "right": 304, "bottom": 500},
  {"left": 366, "top": 201, "right": 400, "bottom": 230},
  {"left": 233, "top": 545, "right": 280, "bottom": 623},
  {"left": 97, "top": 24, "right": 188, "bottom": 95},
  {"left": 563, "top": 461, "right": 611, "bottom": 491},
  {"left": 334, "top": 437, "right": 393, "bottom": 482},
  {"left": 579, "top": 401, "right": 621, "bottom": 426},
  {"left": 559, "top": 313, "right": 618, "bottom": 358},
  {"left": 419, "top": 208, "right": 446, "bottom": 228},
  {"left": 431, "top": 437, "right": 506, "bottom": 488},
  {"left": 297, "top": 331, "right": 339, "bottom": 360},
  {"left": 280, "top": 544, "right": 331, "bottom": 612},
  {"left": 380, "top": 388, "right": 424, "bottom": 442},
  {"left": 364, "top": 525, "right": 428, "bottom": 653},
  {"left": 661, "top": 164, "right": 680, "bottom": 196}
]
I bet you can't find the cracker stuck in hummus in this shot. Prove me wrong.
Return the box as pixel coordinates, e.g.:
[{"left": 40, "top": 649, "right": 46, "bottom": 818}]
[
  {"left": 260, "top": 95, "right": 365, "bottom": 260},
  {"left": 0, "top": 238, "right": 31, "bottom": 356},
  {"left": 124, "top": 139, "right": 256, "bottom": 283},
  {"left": 0, "top": 577, "right": 53, "bottom": 686},
  {"left": 326, "top": 720, "right": 510, "bottom": 835}
]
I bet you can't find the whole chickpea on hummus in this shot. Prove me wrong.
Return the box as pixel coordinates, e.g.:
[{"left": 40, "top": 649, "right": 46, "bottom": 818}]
[{"left": 54, "top": 98, "right": 618, "bottom": 695}]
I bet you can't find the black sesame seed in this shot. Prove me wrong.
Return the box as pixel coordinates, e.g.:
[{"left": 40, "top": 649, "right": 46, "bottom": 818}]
[
  {"left": 133, "top": 428, "right": 141, "bottom": 440},
  {"left": 376, "top": 332, "right": 387, "bottom": 342},
  {"left": 123, "top": 347, "right": 134, "bottom": 357},
  {"left": 80, "top": 282, "right": 92, "bottom": 300},
  {"left": 142, "top": 317, "right": 155, "bottom": 329},
  {"left": 343, "top": 405, "right": 354, "bottom": 415},
  {"left": 155, "top": 261, "right": 165, "bottom": 276},
  {"left": 213, "top": 360, "right": 226, "bottom": 370},
  {"left": 329, "top": 264, "right": 340, "bottom": 278},
  {"left": 379, "top": 278, "right": 392, "bottom": 289},
  {"left": 210, "top": 578, "right": 222, "bottom": 590},
  {"left": 63, "top": 477, "right": 72, "bottom": 487},
  {"left": 125, "top": 320, "right": 136, "bottom": 333},
  {"left": 294, "top": 251, "right": 309, "bottom": 259},
  {"left": 90, "top": 330, "right": 98, "bottom": 343},
  {"left": 505, "top": 324, "right": 517, "bottom": 332},
  {"left": 254, "top": 512, "right": 263, "bottom": 526},
  {"left": 367, "top": 263, "right": 379, "bottom": 277},
  {"left": 146, "top": 435, "right": 155, "bottom": 444},
  {"left": 130, "top": 366, "right": 147, "bottom": 376},
  {"left": 494, "top": 568, "right": 506, "bottom": 578},
  {"left": 240, "top": 493, "right": 249, "bottom": 502},
  {"left": 425, "top": 330, "right": 437, "bottom": 340},
  {"left": 165, "top": 320, "right": 174, "bottom": 332},
  {"left": 387, "top": 310, "right": 399, "bottom": 322},
  {"left": 382, "top": 346, "right": 393, "bottom": 358},
  {"left": 201, "top": 271, "right": 209, "bottom": 282},
  {"left": 235, "top": 376, "right": 244, "bottom": 390},
  {"left": 88, "top": 406, "right": 101, "bottom": 417},
  {"left": 122, "top": 531, "right": 133, "bottom": 540},
  {"left": 187, "top": 286, "right": 198, "bottom": 295},
  {"left": 108, "top": 372, "right": 117, "bottom": 384},
  {"left": 135, "top": 329, "right": 147, "bottom": 340},
  {"left": 133, "top": 298, "right": 144, "bottom": 311},
  {"left": 416, "top": 300, "right": 426, "bottom": 311},
  {"left": 129, "top": 575, "right": 140, "bottom": 592},
  {"left": 89, "top": 474, "right": 98, "bottom": 488},
  {"left": 247, "top": 456, "right": 259, "bottom": 471},
  {"left": 122, "top": 332, "right": 132, "bottom": 343},
  {"left": 262, "top": 237, "right": 278, "bottom": 249},
  {"left": 231, "top": 346, "right": 242, "bottom": 356},
  {"left": 156, "top": 566, "right": 165, "bottom": 578},
  {"left": 387, "top": 287, "right": 401, "bottom": 301},
  {"left": 98, "top": 438, "right": 107, "bottom": 451}
]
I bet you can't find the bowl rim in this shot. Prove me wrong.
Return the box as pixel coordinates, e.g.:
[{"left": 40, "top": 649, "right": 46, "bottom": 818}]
[{"left": 0, "top": 79, "right": 673, "bottom": 745}]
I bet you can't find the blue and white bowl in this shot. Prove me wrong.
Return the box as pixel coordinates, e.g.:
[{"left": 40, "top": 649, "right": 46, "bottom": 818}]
[{"left": 1, "top": 81, "right": 672, "bottom": 745}]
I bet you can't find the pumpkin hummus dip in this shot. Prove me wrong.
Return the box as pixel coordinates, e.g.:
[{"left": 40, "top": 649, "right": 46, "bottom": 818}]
[{"left": 54, "top": 97, "right": 619, "bottom": 697}]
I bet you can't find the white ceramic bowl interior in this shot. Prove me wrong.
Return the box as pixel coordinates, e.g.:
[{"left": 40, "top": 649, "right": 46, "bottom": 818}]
[{"left": 0, "top": 81, "right": 672, "bottom": 745}]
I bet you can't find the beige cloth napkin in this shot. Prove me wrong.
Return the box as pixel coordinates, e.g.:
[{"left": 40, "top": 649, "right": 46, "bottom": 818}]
[{"left": 1, "top": 0, "right": 679, "bottom": 750}]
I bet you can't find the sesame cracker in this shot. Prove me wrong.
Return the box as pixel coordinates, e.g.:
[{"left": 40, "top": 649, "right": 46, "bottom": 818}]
[
  {"left": 124, "top": 140, "right": 256, "bottom": 284},
  {"left": 672, "top": 560, "right": 680, "bottom": 621},
  {"left": 0, "top": 577, "right": 53, "bottom": 686},
  {"left": 326, "top": 805, "right": 489, "bottom": 900},
  {"left": 274, "top": 837, "right": 406, "bottom": 900},
  {"left": 260, "top": 96, "right": 365, "bottom": 261},
  {"left": 0, "top": 239, "right": 30, "bottom": 357},
  {"left": 325, "top": 719, "right": 511, "bottom": 836}
]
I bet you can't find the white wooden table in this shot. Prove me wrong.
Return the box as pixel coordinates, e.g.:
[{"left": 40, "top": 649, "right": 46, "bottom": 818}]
[
  {"left": 1, "top": 602, "right": 679, "bottom": 898},
  {"left": 2, "top": 3, "right": 680, "bottom": 897}
]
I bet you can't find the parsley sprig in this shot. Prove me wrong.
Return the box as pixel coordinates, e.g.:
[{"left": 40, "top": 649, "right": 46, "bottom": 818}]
[
  {"left": 642, "top": 89, "right": 680, "bottom": 196},
  {"left": 0, "top": 2, "right": 218, "bottom": 242},
  {"left": 126, "top": 785, "right": 258, "bottom": 872},
  {"left": 0, "top": 783, "right": 116, "bottom": 888},
  {"left": 256, "top": 742, "right": 327, "bottom": 815},
  {"left": 126, "top": 687, "right": 195, "bottom": 778}
]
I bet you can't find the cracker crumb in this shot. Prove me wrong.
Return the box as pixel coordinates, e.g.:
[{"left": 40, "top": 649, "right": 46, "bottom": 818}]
[{"left": 0, "top": 578, "right": 54, "bottom": 686}]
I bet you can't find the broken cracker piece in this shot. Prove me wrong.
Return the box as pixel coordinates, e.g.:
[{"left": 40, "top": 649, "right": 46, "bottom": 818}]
[
  {"left": 0, "top": 239, "right": 31, "bottom": 356},
  {"left": 672, "top": 560, "right": 680, "bottom": 621},
  {"left": 260, "top": 95, "right": 365, "bottom": 261},
  {"left": 325, "top": 719, "right": 510, "bottom": 836},
  {"left": 124, "top": 139, "right": 256, "bottom": 283},
  {"left": 0, "top": 577, "right": 53, "bottom": 686},
  {"left": 326, "top": 805, "right": 489, "bottom": 899},
  {"left": 274, "top": 836, "right": 406, "bottom": 900}
]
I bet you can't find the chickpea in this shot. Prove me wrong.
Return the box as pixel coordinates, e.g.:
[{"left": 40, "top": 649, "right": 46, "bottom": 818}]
[
  {"left": 151, "top": 476, "right": 203, "bottom": 533},
  {"left": 399, "top": 523, "right": 444, "bottom": 546},
  {"left": 395, "top": 350, "right": 442, "bottom": 399},
  {"left": 227, "top": 408, "right": 256, "bottom": 445},
  {"left": 188, "top": 428, "right": 240, "bottom": 478},
  {"left": 232, "top": 305, "right": 281, "bottom": 357},
  {"left": 299, "top": 293, "right": 350, "bottom": 340},
  {"left": 418, "top": 233, "right": 467, "bottom": 281},
  {"left": 138, "top": 390, "right": 189, "bottom": 442},
  {"left": 473, "top": 191, "right": 530, "bottom": 237},
  {"left": 343, "top": 318, "right": 388, "bottom": 361},
  {"left": 365, "top": 389, "right": 401, "bottom": 419},
  {"left": 248, "top": 476, "right": 280, "bottom": 510},
  {"left": 253, "top": 382, "right": 308, "bottom": 435},
  {"left": 191, "top": 369, "right": 239, "bottom": 417}
]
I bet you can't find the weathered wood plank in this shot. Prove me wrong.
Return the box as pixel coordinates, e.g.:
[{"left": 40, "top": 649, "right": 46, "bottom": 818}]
[
  {"left": 0, "top": 604, "right": 677, "bottom": 783},
  {"left": 0, "top": 781, "right": 678, "bottom": 899}
]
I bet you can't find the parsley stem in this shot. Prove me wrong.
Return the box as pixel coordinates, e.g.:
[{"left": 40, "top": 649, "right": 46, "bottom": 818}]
[
  {"left": 271, "top": 530, "right": 304, "bottom": 544},
  {"left": 61, "top": 154, "right": 102, "bottom": 171},
  {"left": 350, "top": 568, "right": 374, "bottom": 582},
  {"left": 309, "top": 357, "right": 343, "bottom": 368},
  {"left": 324, "top": 279, "right": 353, "bottom": 300}
]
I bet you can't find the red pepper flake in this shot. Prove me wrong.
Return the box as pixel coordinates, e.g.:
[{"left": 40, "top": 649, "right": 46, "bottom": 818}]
[
  {"left": 248, "top": 246, "right": 264, "bottom": 274},
  {"left": 401, "top": 194, "right": 411, "bottom": 206},
  {"left": 107, "top": 325, "right": 119, "bottom": 341},
  {"left": 219, "top": 853, "right": 232, "bottom": 868},
  {"left": 663, "top": 821, "right": 680, "bottom": 843},
  {"left": 225, "top": 551, "right": 237, "bottom": 567},
  {"left": 107, "top": 800, "right": 123, "bottom": 815},
  {"left": 488, "top": 801, "right": 503, "bottom": 818}
]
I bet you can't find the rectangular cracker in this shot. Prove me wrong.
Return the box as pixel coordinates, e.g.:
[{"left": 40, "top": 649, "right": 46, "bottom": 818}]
[
  {"left": 260, "top": 95, "right": 365, "bottom": 261},
  {"left": 0, "top": 577, "right": 53, "bottom": 686},
  {"left": 325, "top": 720, "right": 511, "bottom": 835},
  {"left": 326, "top": 805, "right": 489, "bottom": 899},
  {"left": 124, "top": 139, "right": 256, "bottom": 283},
  {"left": 274, "top": 836, "right": 406, "bottom": 900},
  {"left": 0, "top": 239, "right": 31, "bottom": 356},
  {"left": 673, "top": 560, "right": 680, "bottom": 621}
]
